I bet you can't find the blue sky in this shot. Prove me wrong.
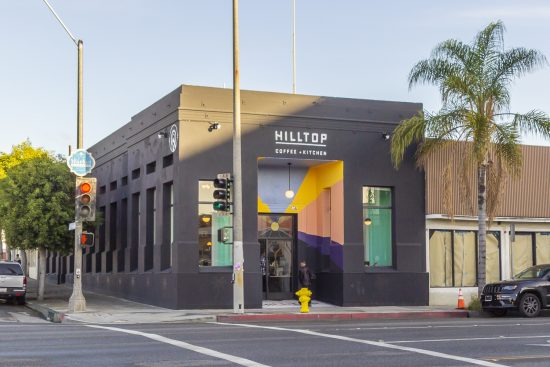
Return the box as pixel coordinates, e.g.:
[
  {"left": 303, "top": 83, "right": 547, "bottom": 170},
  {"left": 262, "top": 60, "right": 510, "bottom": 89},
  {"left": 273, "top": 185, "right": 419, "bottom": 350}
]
[{"left": 2, "top": 0, "right": 550, "bottom": 155}]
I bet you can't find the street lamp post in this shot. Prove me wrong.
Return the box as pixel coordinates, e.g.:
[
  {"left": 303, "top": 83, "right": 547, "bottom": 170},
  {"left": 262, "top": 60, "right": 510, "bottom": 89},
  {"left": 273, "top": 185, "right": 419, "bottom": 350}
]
[
  {"left": 42, "top": 0, "right": 86, "bottom": 312},
  {"left": 232, "top": 0, "right": 244, "bottom": 314}
]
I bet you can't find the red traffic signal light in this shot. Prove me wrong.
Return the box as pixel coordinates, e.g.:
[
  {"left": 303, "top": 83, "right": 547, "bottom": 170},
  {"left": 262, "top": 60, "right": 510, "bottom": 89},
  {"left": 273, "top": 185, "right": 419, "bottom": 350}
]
[
  {"left": 80, "top": 232, "right": 95, "bottom": 248},
  {"left": 80, "top": 182, "right": 92, "bottom": 194},
  {"left": 75, "top": 177, "right": 96, "bottom": 221}
]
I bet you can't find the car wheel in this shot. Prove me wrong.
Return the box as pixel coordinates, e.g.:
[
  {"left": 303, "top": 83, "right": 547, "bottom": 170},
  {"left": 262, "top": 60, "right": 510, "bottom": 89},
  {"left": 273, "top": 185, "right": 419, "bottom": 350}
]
[
  {"left": 519, "top": 293, "right": 541, "bottom": 318},
  {"left": 490, "top": 309, "right": 508, "bottom": 317},
  {"left": 15, "top": 296, "right": 25, "bottom": 306}
]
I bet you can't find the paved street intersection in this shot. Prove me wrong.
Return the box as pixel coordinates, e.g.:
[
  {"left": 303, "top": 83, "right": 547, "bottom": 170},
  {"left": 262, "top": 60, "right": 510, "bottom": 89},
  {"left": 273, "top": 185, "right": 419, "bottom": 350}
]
[{"left": 1, "top": 314, "right": 550, "bottom": 366}]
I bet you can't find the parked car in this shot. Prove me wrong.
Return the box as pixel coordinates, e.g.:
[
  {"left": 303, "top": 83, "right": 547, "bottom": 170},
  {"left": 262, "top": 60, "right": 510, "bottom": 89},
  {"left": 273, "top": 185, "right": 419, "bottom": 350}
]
[
  {"left": 0, "top": 261, "right": 27, "bottom": 305},
  {"left": 481, "top": 264, "right": 550, "bottom": 317}
]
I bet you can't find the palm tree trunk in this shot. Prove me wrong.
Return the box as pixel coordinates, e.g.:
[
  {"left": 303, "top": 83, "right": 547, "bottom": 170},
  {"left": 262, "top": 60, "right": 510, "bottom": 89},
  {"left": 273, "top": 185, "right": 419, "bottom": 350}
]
[
  {"left": 38, "top": 247, "right": 46, "bottom": 301},
  {"left": 477, "top": 164, "right": 487, "bottom": 298}
]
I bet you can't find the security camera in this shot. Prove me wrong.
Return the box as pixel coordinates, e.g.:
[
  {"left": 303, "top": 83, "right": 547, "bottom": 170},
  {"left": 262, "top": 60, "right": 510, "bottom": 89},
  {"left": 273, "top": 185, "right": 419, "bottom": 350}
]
[{"left": 208, "top": 122, "right": 220, "bottom": 132}]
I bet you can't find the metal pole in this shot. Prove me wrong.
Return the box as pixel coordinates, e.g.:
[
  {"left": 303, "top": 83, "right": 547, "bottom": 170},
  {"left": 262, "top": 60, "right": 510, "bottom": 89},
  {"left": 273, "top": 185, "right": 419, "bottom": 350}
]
[
  {"left": 68, "top": 40, "right": 86, "bottom": 312},
  {"left": 292, "top": 0, "right": 296, "bottom": 94},
  {"left": 232, "top": 0, "right": 244, "bottom": 314},
  {"left": 42, "top": 0, "right": 86, "bottom": 312}
]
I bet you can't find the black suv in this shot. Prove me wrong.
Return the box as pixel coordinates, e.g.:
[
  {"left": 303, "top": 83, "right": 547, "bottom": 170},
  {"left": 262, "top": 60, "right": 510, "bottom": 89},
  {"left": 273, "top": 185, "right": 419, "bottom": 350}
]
[{"left": 481, "top": 264, "right": 550, "bottom": 317}]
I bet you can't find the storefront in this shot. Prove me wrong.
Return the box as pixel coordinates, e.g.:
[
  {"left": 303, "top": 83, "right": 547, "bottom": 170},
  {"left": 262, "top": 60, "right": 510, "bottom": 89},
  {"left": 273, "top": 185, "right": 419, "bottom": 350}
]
[
  {"left": 61, "top": 85, "right": 428, "bottom": 309},
  {"left": 425, "top": 144, "right": 550, "bottom": 305}
]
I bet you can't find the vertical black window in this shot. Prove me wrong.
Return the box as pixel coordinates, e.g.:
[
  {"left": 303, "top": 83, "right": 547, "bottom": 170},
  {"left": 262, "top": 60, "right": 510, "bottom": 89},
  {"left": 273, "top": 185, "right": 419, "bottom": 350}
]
[
  {"left": 145, "top": 188, "right": 156, "bottom": 271},
  {"left": 161, "top": 182, "right": 174, "bottom": 270},
  {"left": 130, "top": 193, "right": 140, "bottom": 272},
  {"left": 119, "top": 198, "right": 127, "bottom": 272},
  {"left": 97, "top": 206, "right": 106, "bottom": 273},
  {"left": 107, "top": 202, "right": 117, "bottom": 273}
]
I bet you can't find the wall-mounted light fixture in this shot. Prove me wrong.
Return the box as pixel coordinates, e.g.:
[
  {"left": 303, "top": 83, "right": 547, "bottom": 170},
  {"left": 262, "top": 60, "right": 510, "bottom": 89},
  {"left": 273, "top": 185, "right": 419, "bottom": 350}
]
[
  {"left": 157, "top": 130, "right": 168, "bottom": 139},
  {"left": 363, "top": 218, "right": 372, "bottom": 226},
  {"left": 382, "top": 132, "right": 390, "bottom": 141},
  {"left": 208, "top": 122, "right": 221, "bottom": 132},
  {"left": 285, "top": 162, "right": 295, "bottom": 199}
]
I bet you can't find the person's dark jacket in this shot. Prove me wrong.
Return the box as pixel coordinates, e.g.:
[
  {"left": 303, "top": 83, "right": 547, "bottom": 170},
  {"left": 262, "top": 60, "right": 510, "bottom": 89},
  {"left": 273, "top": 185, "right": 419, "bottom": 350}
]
[{"left": 298, "top": 265, "right": 313, "bottom": 288}]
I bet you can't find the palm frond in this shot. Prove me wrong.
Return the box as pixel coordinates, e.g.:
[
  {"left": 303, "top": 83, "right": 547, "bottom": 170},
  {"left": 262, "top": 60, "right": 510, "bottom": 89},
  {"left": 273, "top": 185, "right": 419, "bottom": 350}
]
[
  {"left": 390, "top": 113, "right": 426, "bottom": 168},
  {"left": 491, "top": 48, "right": 548, "bottom": 87},
  {"left": 492, "top": 123, "right": 522, "bottom": 177},
  {"left": 510, "top": 110, "right": 550, "bottom": 139}
]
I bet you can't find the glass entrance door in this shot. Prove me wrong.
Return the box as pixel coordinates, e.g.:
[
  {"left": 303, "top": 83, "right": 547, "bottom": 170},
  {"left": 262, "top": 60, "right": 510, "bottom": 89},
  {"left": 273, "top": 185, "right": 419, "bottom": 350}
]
[{"left": 258, "top": 214, "right": 296, "bottom": 300}]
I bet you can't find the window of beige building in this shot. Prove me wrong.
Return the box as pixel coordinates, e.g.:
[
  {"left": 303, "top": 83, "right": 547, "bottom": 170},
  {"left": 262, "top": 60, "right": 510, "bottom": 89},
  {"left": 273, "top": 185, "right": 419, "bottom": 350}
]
[
  {"left": 429, "top": 230, "right": 500, "bottom": 287},
  {"left": 512, "top": 232, "right": 550, "bottom": 277}
]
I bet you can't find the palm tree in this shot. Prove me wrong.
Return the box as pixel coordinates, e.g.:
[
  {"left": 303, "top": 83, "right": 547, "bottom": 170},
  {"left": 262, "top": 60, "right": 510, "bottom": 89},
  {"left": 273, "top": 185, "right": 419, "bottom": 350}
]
[{"left": 390, "top": 21, "right": 550, "bottom": 297}]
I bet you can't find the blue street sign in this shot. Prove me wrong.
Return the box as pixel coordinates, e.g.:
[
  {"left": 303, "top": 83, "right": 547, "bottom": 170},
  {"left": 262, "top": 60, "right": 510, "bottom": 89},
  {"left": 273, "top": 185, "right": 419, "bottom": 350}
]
[{"left": 67, "top": 149, "right": 96, "bottom": 176}]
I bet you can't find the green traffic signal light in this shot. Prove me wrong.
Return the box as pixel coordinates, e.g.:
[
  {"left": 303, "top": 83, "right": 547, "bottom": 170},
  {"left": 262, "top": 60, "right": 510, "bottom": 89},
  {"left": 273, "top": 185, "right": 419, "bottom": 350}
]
[
  {"left": 213, "top": 201, "right": 229, "bottom": 211},
  {"left": 212, "top": 177, "right": 231, "bottom": 212}
]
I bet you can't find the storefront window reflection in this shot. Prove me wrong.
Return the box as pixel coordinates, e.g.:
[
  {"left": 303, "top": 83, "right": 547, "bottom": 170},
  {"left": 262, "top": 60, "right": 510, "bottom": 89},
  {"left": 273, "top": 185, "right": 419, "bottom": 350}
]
[
  {"left": 363, "top": 187, "right": 392, "bottom": 267},
  {"left": 198, "top": 180, "right": 233, "bottom": 267}
]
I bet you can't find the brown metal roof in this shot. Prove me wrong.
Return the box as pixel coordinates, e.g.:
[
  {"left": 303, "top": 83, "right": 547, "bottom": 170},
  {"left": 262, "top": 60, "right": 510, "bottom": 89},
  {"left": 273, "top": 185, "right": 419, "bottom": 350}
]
[{"left": 426, "top": 143, "right": 550, "bottom": 218}]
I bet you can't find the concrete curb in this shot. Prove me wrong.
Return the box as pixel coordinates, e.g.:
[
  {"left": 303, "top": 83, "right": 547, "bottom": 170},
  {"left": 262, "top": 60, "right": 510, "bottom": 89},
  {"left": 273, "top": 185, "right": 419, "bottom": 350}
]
[
  {"left": 25, "top": 302, "right": 65, "bottom": 323},
  {"left": 217, "top": 310, "right": 469, "bottom": 322}
]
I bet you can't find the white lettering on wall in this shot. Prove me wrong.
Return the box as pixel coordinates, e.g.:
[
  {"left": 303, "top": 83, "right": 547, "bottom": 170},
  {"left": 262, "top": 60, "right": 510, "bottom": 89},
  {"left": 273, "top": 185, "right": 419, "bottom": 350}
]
[{"left": 273, "top": 129, "right": 328, "bottom": 157}]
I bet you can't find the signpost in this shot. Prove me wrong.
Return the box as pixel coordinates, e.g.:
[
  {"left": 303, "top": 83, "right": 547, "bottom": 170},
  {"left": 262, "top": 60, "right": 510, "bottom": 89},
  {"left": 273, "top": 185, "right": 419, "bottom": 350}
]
[{"left": 67, "top": 149, "right": 95, "bottom": 176}]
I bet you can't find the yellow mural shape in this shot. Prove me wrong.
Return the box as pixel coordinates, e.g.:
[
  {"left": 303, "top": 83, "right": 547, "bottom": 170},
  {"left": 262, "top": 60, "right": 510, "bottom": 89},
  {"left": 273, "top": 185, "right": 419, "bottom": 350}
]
[{"left": 285, "top": 161, "right": 343, "bottom": 213}]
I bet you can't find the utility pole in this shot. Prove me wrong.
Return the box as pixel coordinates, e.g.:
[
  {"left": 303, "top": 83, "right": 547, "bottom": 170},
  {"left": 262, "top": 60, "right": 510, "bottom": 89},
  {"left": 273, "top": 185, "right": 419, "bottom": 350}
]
[
  {"left": 292, "top": 0, "right": 296, "bottom": 94},
  {"left": 232, "top": 0, "right": 244, "bottom": 314},
  {"left": 42, "top": 0, "right": 86, "bottom": 312}
]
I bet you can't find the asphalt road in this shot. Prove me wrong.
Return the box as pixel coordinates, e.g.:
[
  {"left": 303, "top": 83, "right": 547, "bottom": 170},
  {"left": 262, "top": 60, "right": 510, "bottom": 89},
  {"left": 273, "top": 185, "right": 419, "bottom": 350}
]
[{"left": 1, "top": 314, "right": 550, "bottom": 366}]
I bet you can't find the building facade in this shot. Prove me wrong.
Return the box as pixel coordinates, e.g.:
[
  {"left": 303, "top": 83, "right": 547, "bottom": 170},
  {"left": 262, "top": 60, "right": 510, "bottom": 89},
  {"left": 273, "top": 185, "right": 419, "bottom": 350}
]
[
  {"left": 56, "top": 85, "right": 427, "bottom": 309},
  {"left": 425, "top": 143, "right": 550, "bottom": 305}
]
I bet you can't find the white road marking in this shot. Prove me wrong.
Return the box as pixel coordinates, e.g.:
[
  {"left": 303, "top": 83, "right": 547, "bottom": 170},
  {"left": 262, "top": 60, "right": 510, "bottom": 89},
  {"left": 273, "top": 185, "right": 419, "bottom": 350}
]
[
  {"left": 389, "top": 335, "right": 550, "bottom": 344},
  {"left": 85, "top": 324, "right": 270, "bottom": 367},
  {"left": 527, "top": 339, "right": 550, "bottom": 347},
  {"left": 214, "top": 322, "right": 508, "bottom": 367},
  {"left": 330, "top": 322, "right": 550, "bottom": 332}
]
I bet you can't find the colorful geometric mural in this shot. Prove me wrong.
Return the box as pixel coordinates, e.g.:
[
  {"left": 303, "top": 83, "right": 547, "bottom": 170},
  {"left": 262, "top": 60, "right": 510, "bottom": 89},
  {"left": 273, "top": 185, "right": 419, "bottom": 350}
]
[{"left": 258, "top": 160, "right": 344, "bottom": 269}]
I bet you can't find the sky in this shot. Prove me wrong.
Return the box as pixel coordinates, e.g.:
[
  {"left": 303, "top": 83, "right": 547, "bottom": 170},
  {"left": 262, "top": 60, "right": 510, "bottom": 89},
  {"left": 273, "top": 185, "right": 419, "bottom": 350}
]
[{"left": 1, "top": 0, "right": 550, "bottom": 156}]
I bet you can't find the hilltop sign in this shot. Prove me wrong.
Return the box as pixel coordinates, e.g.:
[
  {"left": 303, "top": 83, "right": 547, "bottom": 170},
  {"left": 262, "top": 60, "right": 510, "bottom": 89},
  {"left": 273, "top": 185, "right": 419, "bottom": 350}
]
[{"left": 67, "top": 149, "right": 96, "bottom": 176}]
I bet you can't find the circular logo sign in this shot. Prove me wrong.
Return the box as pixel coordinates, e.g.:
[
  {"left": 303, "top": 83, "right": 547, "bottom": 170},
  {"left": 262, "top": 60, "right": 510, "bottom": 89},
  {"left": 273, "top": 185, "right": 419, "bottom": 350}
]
[
  {"left": 67, "top": 149, "right": 96, "bottom": 177},
  {"left": 169, "top": 124, "right": 178, "bottom": 153}
]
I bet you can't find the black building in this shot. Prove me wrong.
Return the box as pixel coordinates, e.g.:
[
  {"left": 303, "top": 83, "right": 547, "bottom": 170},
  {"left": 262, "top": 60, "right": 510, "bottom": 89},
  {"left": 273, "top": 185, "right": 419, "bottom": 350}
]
[{"left": 63, "top": 85, "right": 428, "bottom": 309}]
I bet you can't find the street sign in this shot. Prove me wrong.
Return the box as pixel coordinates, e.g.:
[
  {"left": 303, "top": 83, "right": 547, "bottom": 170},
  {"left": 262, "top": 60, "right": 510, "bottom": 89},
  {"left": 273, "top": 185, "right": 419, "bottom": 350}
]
[{"left": 67, "top": 149, "right": 95, "bottom": 176}]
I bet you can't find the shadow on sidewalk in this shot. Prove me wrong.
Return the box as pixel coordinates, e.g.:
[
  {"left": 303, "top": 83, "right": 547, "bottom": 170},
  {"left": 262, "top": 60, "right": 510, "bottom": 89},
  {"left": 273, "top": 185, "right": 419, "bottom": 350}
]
[{"left": 26, "top": 278, "right": 72, "bottom": 301}]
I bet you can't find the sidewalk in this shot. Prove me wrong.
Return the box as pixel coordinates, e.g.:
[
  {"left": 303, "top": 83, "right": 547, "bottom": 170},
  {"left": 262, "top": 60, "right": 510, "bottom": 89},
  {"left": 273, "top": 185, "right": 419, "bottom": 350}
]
[{"left": 25, "top": 279, "right": 469, "bottom": 324}]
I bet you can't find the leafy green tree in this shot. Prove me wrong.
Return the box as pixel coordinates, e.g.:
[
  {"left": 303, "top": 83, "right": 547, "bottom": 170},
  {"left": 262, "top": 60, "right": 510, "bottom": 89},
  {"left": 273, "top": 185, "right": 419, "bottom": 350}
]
[
  {"left": 0, "top": 140, "right": 48, "bottom": 180},
  {"left": 390, "top": 21, "right": 550, "bottom": 296},
  {"left": 0, "top": 141, "right": 48, "bottom": 266},
  {"left": 0, "top": 155, "right": 73, "bottom": 300}
]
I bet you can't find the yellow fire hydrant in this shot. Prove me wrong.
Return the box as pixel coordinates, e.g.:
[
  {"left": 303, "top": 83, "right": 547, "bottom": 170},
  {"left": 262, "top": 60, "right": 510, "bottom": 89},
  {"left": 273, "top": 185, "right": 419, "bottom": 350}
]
[{"left": 295, "top": 287, "right": 312, "bottom": 313}]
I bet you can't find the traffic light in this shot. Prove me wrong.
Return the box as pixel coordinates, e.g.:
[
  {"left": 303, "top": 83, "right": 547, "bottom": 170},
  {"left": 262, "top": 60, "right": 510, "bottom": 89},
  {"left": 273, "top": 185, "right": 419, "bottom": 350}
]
[
  {"left": 75, "top": 177, "right": 97, "bottom": 221},
  {"left": 80, "top": 232, "right": 95, "bottom": 248},
  {"left": 212, "top": 178, "right": 231, "bottom": 212}
]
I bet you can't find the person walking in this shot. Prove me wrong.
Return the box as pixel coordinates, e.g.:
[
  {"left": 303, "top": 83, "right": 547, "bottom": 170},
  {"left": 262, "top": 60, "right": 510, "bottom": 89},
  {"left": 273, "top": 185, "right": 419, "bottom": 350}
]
[
  {"left": 298, "top": 260, "right": 313, "bottom": 289},
  {"left": 15, "top": 254, "right": 21, "bottom": 264},
  {"left": 298, "top": 260, "right": 314, "bottom": 306}
]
